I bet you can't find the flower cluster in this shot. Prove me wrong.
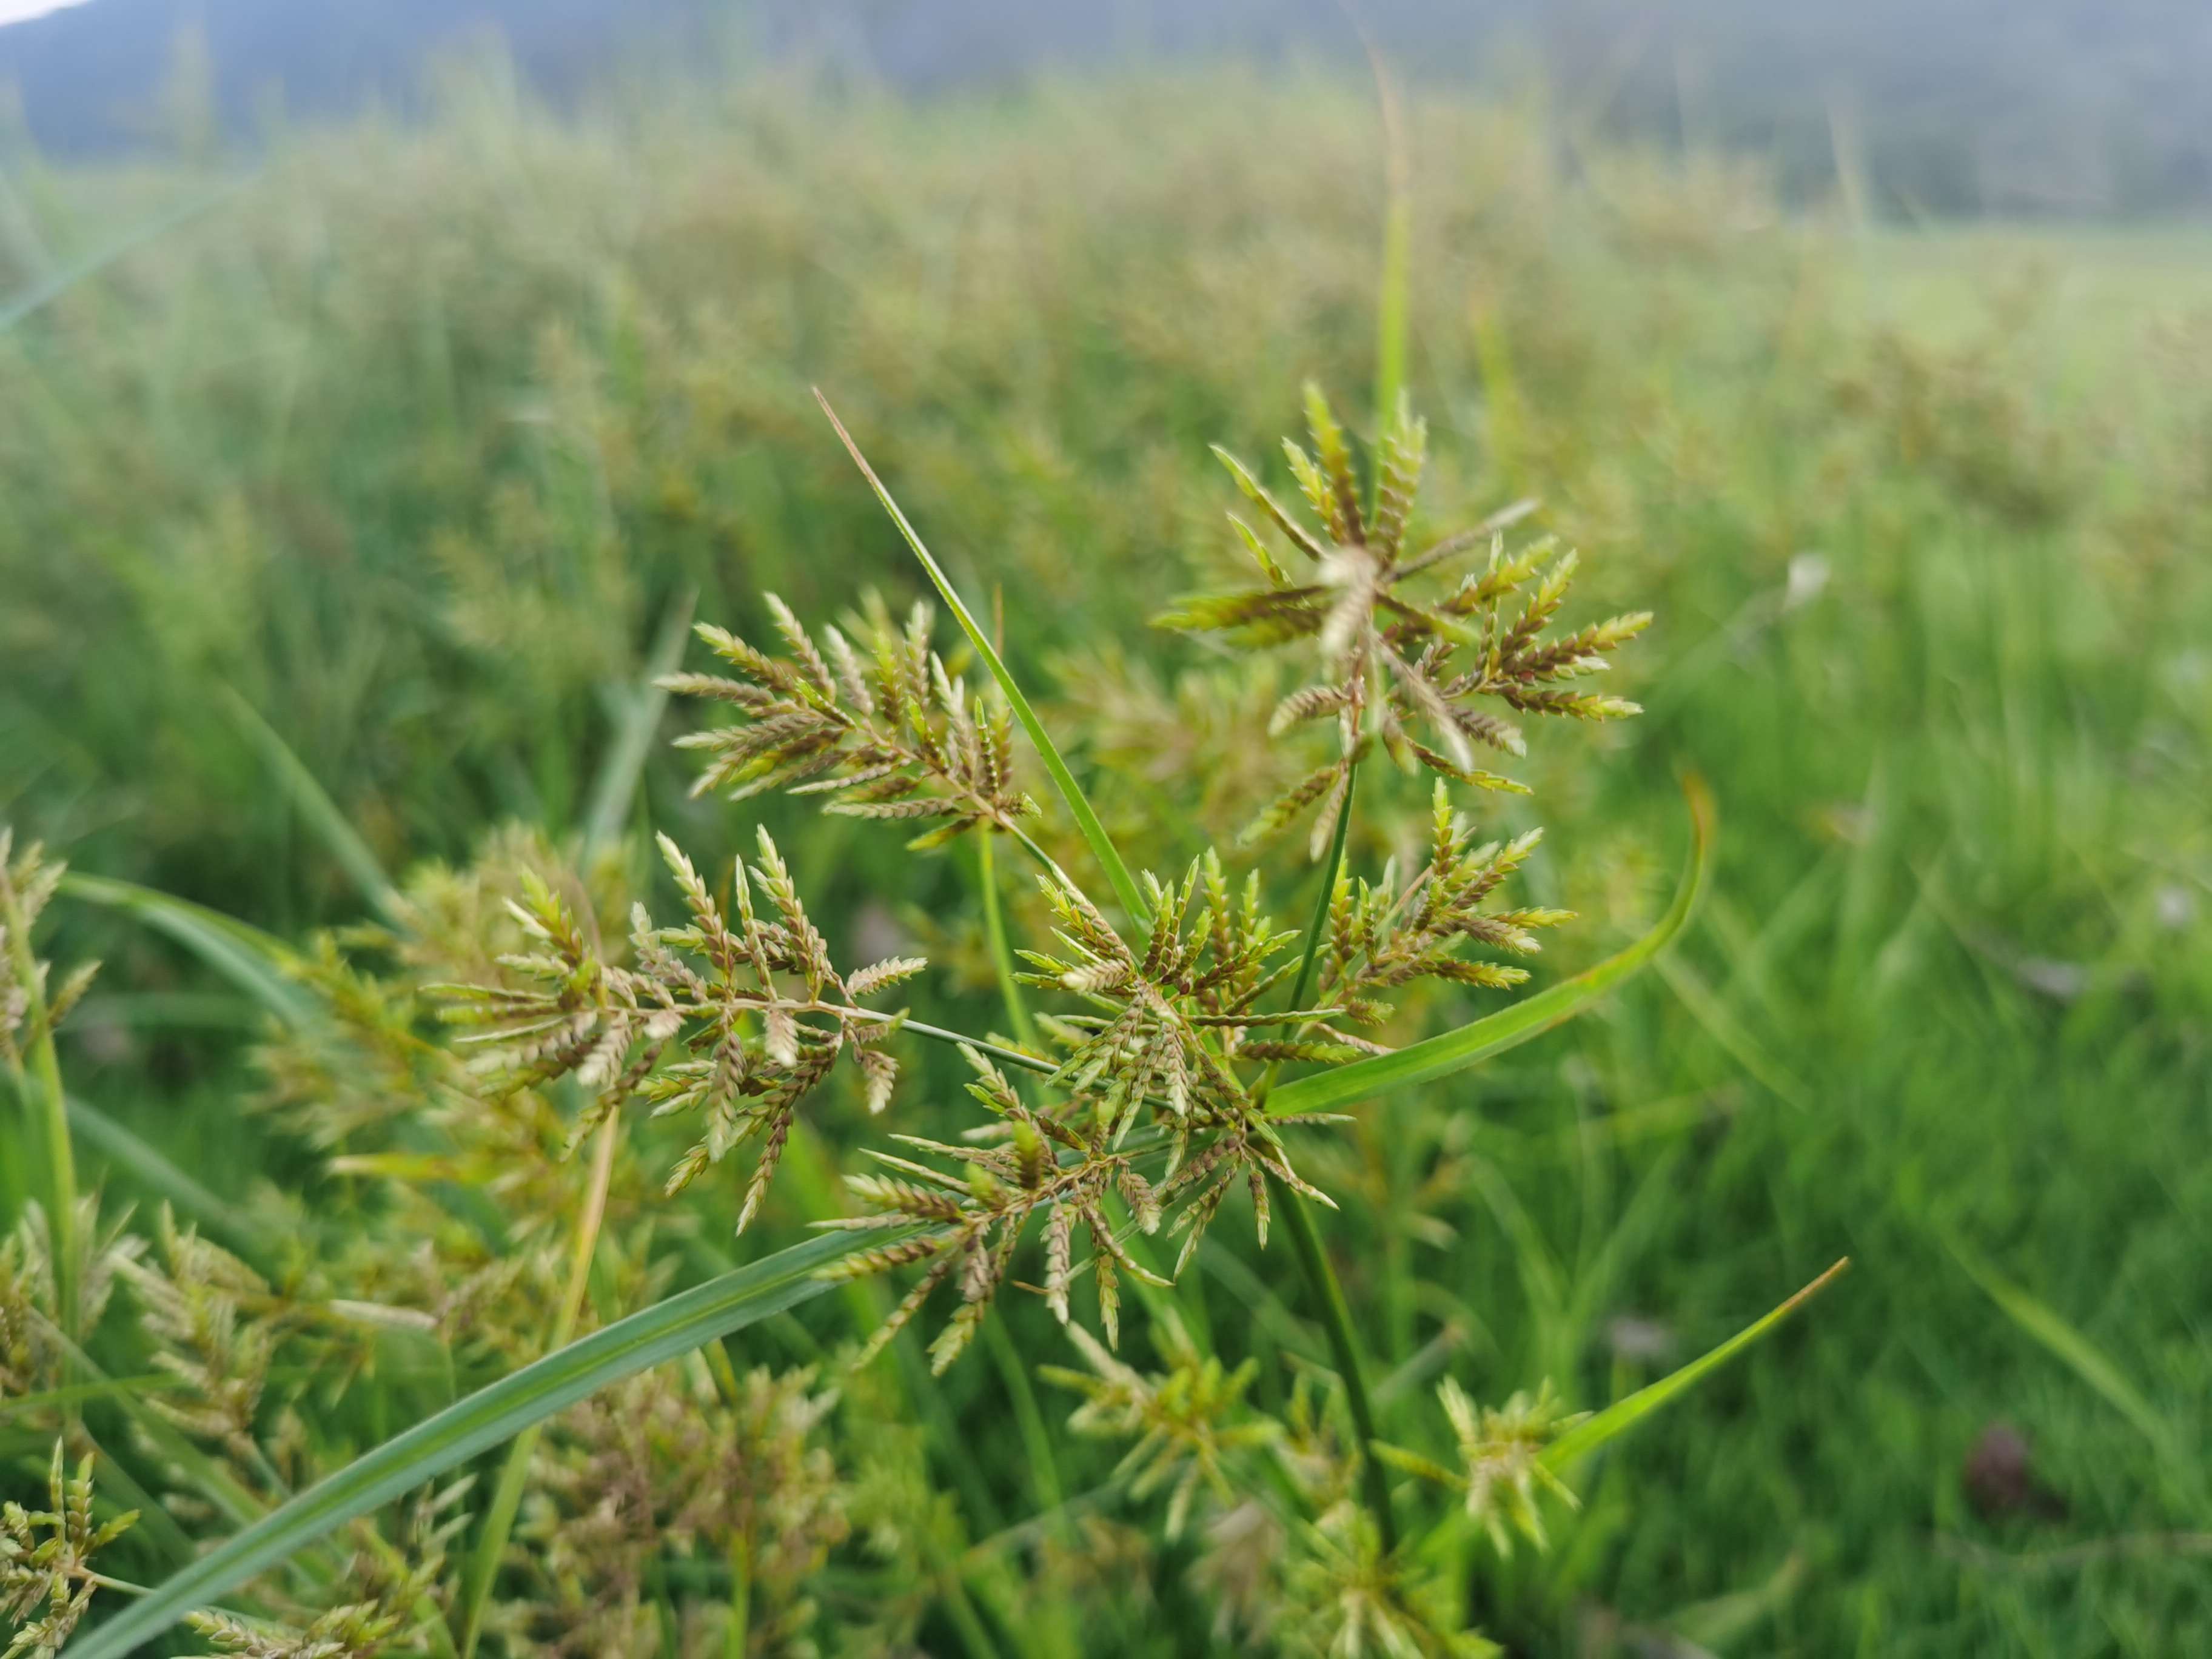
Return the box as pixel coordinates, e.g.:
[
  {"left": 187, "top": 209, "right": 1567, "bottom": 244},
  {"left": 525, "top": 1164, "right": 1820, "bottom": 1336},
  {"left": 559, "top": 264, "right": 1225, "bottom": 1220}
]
[
  {"left": 665, "top": 594, "right": 1036, "bottom": 848},
  {"left": 1376, "top": 1378, "right": 1587, "bottom": 1555},
  {"left": 2, "top": 1449, "right": 137, "bottom": 1659},
  {"left": 1159, "top": 384, "right": 1648, "bottom": 852},
  {"left": 0, "top": 833, "right": 98, "bottom": 1077},
  {"left": 431, "top": 829, "right": 923, "bottom": 1230}
]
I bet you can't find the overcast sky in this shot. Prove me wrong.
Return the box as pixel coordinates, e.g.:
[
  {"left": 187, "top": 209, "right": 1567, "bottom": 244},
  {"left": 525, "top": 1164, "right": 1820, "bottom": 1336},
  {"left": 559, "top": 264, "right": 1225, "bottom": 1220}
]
[{"left": 0, "top": 0, "right": 90, "bottom": 22}]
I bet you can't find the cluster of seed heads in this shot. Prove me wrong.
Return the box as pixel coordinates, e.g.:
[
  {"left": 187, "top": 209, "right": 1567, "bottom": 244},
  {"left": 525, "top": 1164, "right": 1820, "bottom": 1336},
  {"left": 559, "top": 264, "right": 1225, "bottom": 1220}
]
[
  {"left": 431, "top": 829, "right": 923, "bottom": 1232},
  {"left": 664, "top": 593, "right": 1036, "bottom": 848},
  {"left": 1159, "top": 383, "right": 1647, "bottom": 853},
  {"left": 3, "top": 1449, "right": 138, "bottom": 1659}
]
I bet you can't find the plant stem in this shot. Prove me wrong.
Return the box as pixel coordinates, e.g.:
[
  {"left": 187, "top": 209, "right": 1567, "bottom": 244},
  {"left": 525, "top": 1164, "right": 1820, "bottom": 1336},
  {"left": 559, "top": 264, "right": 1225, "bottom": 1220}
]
[
  {"left": 1003, "top": 822, "right": 1074, "bottom": 897},
  {"left": 457, "top": 1113, "right": 620, "bottom": 1657},
  {"left": 982, "top": 1315, "right": 1065, "bottom": 1518},
  {"left": 1254, "top": 761, "right": 1398, "bottom": 1554},
  {"left": 1275, "top": 1177, "right": 1398, "bottom": 1554},
  {"left": 974, "top": 830, "right": 1070, "bottom": 1513},
  {"left": 2, "top": 869, "right": 76, "bottom": 1334},
  {"left": 724, "top": 1530, "right": 751, "bottom": 1659},
  {"left": 977, "top": 833, "right": 1039, "bottom": 1048},
  {"left": 1366, "top": 34, "right": 1413, "bottom": 435},
  {"left": 816, "top": 388, "right": 1149, "bottom": 927},
  {"left": 932, "top": 1549, "right": 1005, "bottom": 1659}
]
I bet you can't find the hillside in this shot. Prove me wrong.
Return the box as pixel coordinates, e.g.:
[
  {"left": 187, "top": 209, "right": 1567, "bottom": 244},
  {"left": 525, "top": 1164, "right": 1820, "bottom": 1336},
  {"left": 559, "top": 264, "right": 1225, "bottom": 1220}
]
[{"left": 2, "top": 0, "right": 2209, "bottom": 214}]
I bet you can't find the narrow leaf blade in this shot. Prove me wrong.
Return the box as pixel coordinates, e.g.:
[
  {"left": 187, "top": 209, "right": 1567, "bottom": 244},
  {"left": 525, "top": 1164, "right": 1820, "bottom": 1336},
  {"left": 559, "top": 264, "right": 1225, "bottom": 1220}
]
[
  {"left": 66, "top": 1230, "right": 873, "bottom": 1659},
  {"left": 1943, "top": 1232, "right": 2185, "bottom": 1462},
  {"left": 66, "top": 1094, "right": 276, "bottom": 1264},
  {"left": 218, "top": 683, "right": 403, "bottom": 923},
  {"left": 582, "top": 587, "right": 697, "bottom": 858},
  {"left": 59, "top": 873, "right": 315, "bottom": 1028},
  {"left": 1542, "top": 1257, "right": 1850, "bottom": 1471},
  {"left": 1269, "top": 776, "right": 1713, "bottom": 1119},
  {"left": 813, "top": 389, "right": 1149, "bottom": 924}
]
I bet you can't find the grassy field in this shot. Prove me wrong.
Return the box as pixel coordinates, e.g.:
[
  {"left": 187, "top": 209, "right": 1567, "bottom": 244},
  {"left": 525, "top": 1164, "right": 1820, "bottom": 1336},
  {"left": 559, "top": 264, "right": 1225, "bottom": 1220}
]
[{"left": 3, "top": 65, "right": 2210, "bottom": 1655}]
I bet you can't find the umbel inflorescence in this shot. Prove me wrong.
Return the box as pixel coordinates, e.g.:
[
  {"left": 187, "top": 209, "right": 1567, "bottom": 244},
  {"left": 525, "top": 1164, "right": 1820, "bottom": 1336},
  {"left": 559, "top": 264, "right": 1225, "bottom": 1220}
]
[
  {"left": 437, "top": 385, "right": 1643, "bottom": 1381},
  {"left": 1162, "top": 388, "right": 1647, "bottom": 853}
]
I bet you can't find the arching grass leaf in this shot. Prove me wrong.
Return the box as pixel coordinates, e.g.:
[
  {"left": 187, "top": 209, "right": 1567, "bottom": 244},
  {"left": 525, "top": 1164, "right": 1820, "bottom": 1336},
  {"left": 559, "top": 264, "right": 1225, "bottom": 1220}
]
[{"left": 65, "top": 1229, "right": 876, "bottom": 1659}]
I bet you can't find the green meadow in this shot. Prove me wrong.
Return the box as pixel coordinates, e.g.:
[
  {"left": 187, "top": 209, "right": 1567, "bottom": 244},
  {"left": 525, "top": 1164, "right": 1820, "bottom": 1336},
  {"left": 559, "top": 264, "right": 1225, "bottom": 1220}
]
[{"left": 3, "top": 66, "right": 2208, "bottom": 1656}]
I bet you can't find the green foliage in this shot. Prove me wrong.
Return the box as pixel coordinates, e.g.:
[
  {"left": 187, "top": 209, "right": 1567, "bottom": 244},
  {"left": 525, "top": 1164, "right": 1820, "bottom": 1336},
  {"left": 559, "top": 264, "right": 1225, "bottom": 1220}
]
[{"left": 2, "top": 58, "right": 2208, "bottom": 1659}]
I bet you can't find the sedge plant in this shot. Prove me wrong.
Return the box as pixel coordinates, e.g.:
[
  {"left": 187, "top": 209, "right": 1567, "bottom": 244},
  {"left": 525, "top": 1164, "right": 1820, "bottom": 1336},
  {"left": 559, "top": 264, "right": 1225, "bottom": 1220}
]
[{"left": 8, "top": 368, "right": 1841, "bottom": 1658}]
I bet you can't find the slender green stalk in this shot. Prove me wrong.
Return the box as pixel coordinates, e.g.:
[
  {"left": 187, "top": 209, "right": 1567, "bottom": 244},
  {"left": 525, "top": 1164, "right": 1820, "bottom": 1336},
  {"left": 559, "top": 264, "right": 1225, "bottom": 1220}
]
[
  {"left": 974, "top": 826, "right": 1064, "bottom": 1502},
  {"left": 1943, "top": 1232, "right": 2197, "bottom": 1507},
  {"left": 1277, "top": 1183, "right": 1397, "bottom": 1553},
  {"left": 780, "top": 1125, "right": 1013, "bottom": 1658},
  {"left": 933, "top": 1556, "right": 1006, "bottom": 1659},
  {"left": 218, "top": 684, "right": 403, "bottom": 925},
  {"left": 724, "top": 1532, "right": 751, "bottom": 1659},
  {"left": 2, "top": 867, "right": 76, "bottom": 1333},
  {"left": 871, "top": 1015, "right": 1047, "bottom": 1078},
  {"left": 582, "top": 588, "right": 698, "bottom": 859},
  {"left": 1004, "top": 821, "right": 1076, "bottom": 896},
  {"left": 1254, "top": 762, "right": 1397, "bottom": 1553},
  {"left": 974, "top": 828, "right": 1084, "bottom": 1641},
  {"left": 1260, "top": 757, "right": 1361, "bottom": 1104},
  {"left": 982, "top": 1315, "right": 1065, "bottom": 1518},
  {"left": 60, "top": 873, "right": 315, "bottom": 1027},
  {"left": 64, "top": 1096, "right": 273, "bottom": 1264},
  {"left": 977, "top": 831, "right": 1039, "bottom": 1048},
  {"left": 1369, "top": 50, "right": 1413, "bottom": 435},
  {"left": 458, "top": 1114, "right": 622, "bottom": 1657}
]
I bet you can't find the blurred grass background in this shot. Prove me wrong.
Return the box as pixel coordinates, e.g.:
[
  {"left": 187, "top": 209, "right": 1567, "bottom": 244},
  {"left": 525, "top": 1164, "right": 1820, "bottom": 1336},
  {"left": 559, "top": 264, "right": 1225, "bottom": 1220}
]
[{"left": 2, "top": 53, "right": 2210, "bottom": 1656}]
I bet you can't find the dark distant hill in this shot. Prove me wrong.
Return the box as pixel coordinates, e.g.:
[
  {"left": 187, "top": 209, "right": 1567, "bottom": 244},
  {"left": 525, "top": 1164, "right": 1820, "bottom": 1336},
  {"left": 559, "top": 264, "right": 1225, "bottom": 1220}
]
[{"left": 2, "top": 0, "right": 2208, "bottom": 216}]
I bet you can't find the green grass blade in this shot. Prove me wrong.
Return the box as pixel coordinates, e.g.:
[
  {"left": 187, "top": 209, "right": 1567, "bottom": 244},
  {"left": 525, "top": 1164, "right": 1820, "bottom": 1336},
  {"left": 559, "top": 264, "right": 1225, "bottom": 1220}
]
[
  {"left": 1657, "top": 953, "right": 1816, "bottom": 1113},
  {"left": 0, "top": 174, "right": 252, "bottom": 333},
  {"left": 1943, "top": 1232, "right": 2185, "bottom": 1463},
  {"left": 218, "top": 683, "right": 403, "bottom": 923},
  {"left": 0, "top": 1373, "right": 187, "bottom": 1419},
  {"left": 65, "top": 1094, "right": 276, "bottom": 1264},
  {"left": 1542, "top": 1258, "right": 1851, "bottom": 1472},
  {"left": 813, "top": 389, "right": 1149, "bottom": 924},
  {"left": 59, "top": 873, "right": 314, "bottom": 1028},
  {"left": 581, "top": 588, "right": 697, "bottom": 859},
  {"left": 66, "top": 1229, "right": 871, "bottom": 1659},
  {"left": 457, "top": 1421, "right": 541, "bottom": 1653},
  {"left": 1269, "top": 776, "right": 1713, "bottom": 1119}
]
